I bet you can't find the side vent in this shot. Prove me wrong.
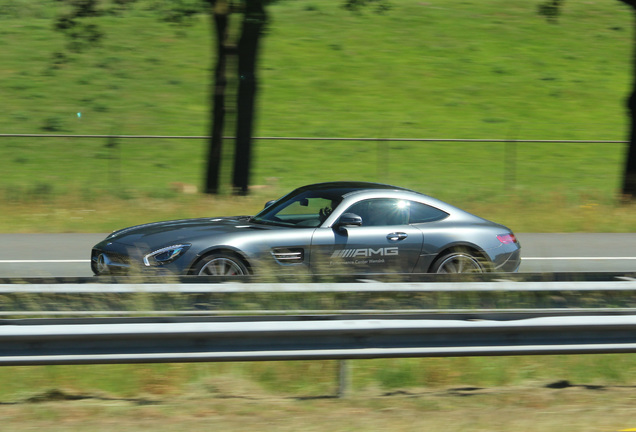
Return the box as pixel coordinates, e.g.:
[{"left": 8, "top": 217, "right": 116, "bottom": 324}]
[{"left": 271, "top": 248, "right": 304, "bottom": 264}]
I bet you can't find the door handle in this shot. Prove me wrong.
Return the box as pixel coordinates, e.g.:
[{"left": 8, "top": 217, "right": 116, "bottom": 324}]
[{"left": 387, "top": 232, "right": 408, "bottom": 241}]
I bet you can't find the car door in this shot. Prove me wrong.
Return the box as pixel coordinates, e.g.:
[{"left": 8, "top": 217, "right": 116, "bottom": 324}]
[{"left": 309, "top": 198, "right": 424, "bottom": 274}]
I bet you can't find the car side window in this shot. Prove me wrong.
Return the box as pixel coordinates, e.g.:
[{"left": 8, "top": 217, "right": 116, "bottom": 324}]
[
  {"left": 276, "top": 197, "right": 335, "bottom": 226},
  {"left": 345, "top": 199, "right": 448, "bottom": 226},
  {"left": 408, "top": 201, "right": 449, "bottom": 223},
  {"left": 278, "top": 197, "right": 331, "bottom": 217},
  {"left": 345, "top": 199, "right": 409, "bottom": 226}
]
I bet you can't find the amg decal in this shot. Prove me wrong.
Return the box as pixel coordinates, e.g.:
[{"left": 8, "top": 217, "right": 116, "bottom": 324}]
[{"left": 330, "top": 247, "right": 398, "bottom": 259}]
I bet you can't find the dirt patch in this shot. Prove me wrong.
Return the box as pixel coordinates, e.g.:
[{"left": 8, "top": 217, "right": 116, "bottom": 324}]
[{"left": 19, "top": 388, "right": 160, "bottom": 406}]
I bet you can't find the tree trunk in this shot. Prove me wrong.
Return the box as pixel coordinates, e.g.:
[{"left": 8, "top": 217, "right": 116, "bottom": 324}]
[
  {"left": 621, "top": 0, "right": 636, "bottom": 198},
  {"left": 624, "top": 90, "right": 636, "bottom": 198},
  {"left": 232, "top": 0, "right": 266, "bottom": 195},
  {"left": 205, "top": 0, "right": 230, "bottom": 194}
]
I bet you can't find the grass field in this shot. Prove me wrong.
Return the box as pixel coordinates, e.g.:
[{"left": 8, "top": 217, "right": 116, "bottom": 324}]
[
  {"left": 4, "top": 354, "right": 636, "bottom": 399},
  {"left": 1, "top": 0, "right": 635, "bottom": 232},
  {"left": 2, "top": 1, "right": 636, "bottom": 419}
]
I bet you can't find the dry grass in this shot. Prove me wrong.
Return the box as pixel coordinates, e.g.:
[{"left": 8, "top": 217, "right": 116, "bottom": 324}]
[
  {"left": 463, "top": 192, "right": 636, "bottom": 233},
  {"left": 3, "top": 188, "right": 636, "bottom": 233},
  {"left": 1, "top": 192, "right": 273, "bottom": 233},
  {"left": 1, "top": 381, "right": 636, "bottom": 432}
]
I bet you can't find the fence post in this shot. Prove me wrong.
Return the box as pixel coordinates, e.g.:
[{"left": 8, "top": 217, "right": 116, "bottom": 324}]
[
  {"left": 505, "top": 138, "right": 517, "bottom": 192},
  {"left": 106, "top": 135, "right": 120, "bottom": 188},
  {"left": 377, "top": 138, "right": 389, "bottom": 181}
]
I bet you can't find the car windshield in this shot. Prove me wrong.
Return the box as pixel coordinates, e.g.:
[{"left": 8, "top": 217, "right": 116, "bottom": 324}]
[{"left": 251, "top": 189, "right": 344, "bottom": 228}]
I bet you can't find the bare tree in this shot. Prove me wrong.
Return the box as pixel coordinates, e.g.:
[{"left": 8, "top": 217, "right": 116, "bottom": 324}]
[
  {"left": 54, "top": 0, "right": 388, "bottom": 194},
  {"left": 54, "top": 0, "right": 267, "bottom": 194}
]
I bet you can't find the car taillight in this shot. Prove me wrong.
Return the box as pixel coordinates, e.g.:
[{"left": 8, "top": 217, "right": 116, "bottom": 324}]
[{"left": 497, "top": 233, "right": 517, "bottom": 244}]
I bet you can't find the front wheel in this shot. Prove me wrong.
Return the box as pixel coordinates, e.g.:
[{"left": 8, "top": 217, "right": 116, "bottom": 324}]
[
  {"left": 193, "top": 253, "right": 249, "bottom": 276},
  {"left": 431, "top": 250, "right": 485, "bottom": 274}
]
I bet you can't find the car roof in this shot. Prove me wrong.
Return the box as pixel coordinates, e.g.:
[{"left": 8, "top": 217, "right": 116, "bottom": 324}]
[
  {"left": 297, "top": 182, "right": 475, "bottom": 221},
  {"left": 295, "top": 181, "right": 416, "bottom": 196}
]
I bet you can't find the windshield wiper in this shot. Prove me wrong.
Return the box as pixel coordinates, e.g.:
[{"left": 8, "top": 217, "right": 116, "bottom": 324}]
[{"left": 248, "top": 217, "right": 278, "bottom": 226}]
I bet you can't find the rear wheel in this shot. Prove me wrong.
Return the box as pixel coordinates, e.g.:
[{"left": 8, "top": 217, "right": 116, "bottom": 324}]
[
  {"left": 431, "top": 250, "right": 485, "bottom": 274},
  {"left": 193, "top": 253, "right": 249, "bottom": 276}
]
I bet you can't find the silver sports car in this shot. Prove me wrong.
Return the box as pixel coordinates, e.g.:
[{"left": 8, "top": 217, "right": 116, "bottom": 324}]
[{"left": 91, "top": 181, "right": 520, "bottom": 276}]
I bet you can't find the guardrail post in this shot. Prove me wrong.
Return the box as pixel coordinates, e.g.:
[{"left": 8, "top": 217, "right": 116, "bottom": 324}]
[{"left": 338, "top": 360, "right": 351, "bottom": 398}]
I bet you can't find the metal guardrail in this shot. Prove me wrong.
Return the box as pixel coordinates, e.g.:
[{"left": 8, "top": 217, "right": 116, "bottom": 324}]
[
  {"left": 1, "top": 279, "right": 635, "bottom": 293},
  {"left": 1, "top": 276, "right": 635, "bottom": 317},
  {"left": 4, "top": 309, "right": 636, "bottom": 319},
  {"left": 2, "top": 276, "right": 635, "bottom": 399},
  {"left": 1, "top": 315, "right": 636, "bottom": 366}
]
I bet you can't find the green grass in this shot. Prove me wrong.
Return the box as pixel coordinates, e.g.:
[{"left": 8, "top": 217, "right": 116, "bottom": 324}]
[
  {"left": 1, "top": 0, "right": 634, "bottom": 233},
  {"left": 2, "top": 0, "right": 636, "bottom": 400},
  {"left": 2, "top": 354, "right": 636, "bottom": 402}
]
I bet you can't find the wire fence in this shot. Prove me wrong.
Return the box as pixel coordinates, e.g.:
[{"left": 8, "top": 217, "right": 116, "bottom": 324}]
[
  {"left": 0, "top": 134, "right": 628, "bottom": 143},
  {"left": 1, "top": 134, "right": 627, "bottom": 198}
]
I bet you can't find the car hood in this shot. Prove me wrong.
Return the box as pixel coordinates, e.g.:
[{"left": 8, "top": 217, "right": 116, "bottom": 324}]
[{"left": 104, "top": 216, "right": 267, "bottom": 246}]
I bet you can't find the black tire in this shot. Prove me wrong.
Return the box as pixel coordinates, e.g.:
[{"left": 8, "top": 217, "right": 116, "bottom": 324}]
[
  {"left": 193, "top": 253, "right": 249, "bottom": 276},
  {"left": 431, "top": 249, "right": 486, "bottom": 274}
]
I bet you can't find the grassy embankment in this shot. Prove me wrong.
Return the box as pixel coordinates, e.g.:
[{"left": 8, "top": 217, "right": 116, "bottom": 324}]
[
  {"left": 1, "top": 0, "right": 635, "bottom": 232},
  {"left": 1, "top": 0, "right": 636, "bottom": 404}
]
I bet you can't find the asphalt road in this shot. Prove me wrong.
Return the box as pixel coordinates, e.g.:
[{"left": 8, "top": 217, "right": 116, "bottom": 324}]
[{"left": 0, "top": 233, "right": 635, "bottom": 278}]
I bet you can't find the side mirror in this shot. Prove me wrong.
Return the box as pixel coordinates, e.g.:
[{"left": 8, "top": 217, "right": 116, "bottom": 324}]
[
  {"left": 335, "top": 213, "right": 363, "bottom": 230},
  {"left": 264, "top": 200, "right": 276, "bottom": 209}
]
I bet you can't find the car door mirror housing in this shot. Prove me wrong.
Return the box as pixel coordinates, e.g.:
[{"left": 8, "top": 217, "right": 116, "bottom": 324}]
[
  {"left": 264, "top": 200, "right": 276, "bottom": 209},
  {"left": 335, "top": 213, "right": 363, "bottom": 229}
]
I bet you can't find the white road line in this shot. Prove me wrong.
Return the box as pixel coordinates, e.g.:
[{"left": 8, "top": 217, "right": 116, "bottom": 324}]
[
  {"left": 523, "top": 257, "right": 636, "bottom": 261},
  {"left": 0, "top": 260, "right": 90, "bottom": 263}
]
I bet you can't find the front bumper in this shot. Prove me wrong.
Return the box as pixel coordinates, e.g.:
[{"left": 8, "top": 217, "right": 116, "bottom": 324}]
[
  {"left": 91, "top": 247, "right": 134, "bottom": 275},
  {"left": 91, "top": 240, "right": 198, "bottom": 276}
]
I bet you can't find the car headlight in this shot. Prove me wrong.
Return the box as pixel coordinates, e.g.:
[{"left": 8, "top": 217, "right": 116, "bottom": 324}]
[{"left": 143, "top": 244, "right": 191, "bottom": 267}]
